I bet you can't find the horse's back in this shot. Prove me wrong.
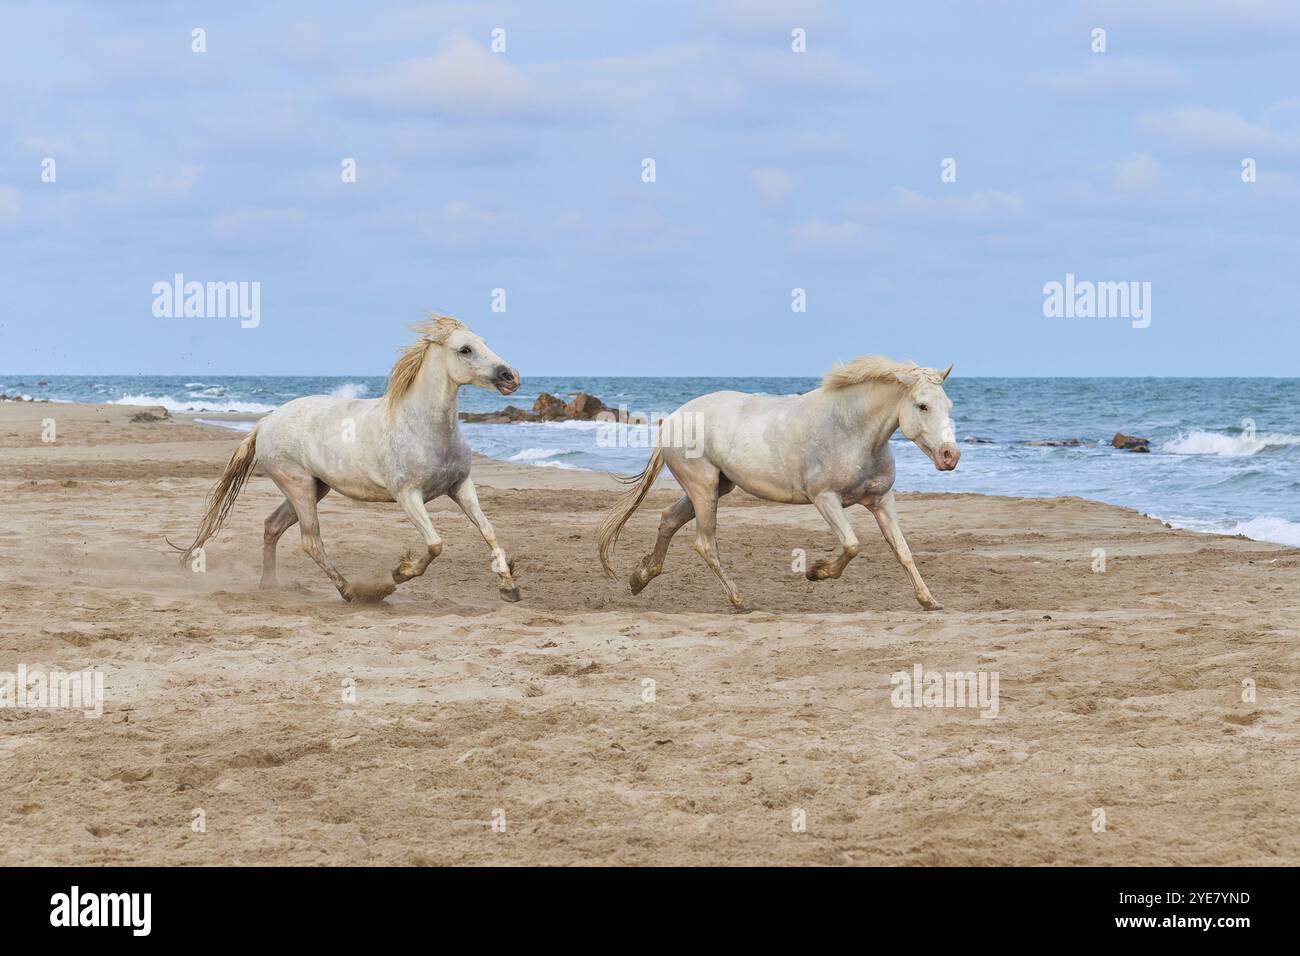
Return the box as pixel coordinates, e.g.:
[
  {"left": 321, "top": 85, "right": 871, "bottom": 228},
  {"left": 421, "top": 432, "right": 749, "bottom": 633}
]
[{"left": 663, "top": 389, "right": 813, "bottom": 501}]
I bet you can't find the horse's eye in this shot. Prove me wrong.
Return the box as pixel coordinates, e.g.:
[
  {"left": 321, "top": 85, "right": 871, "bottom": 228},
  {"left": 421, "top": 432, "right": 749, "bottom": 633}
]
[
  {"left": 458, "top": 346, "right": 472, "bottom": 355},
  {"left": 918, "top": 403, "right": 929, "bottom": 412}
]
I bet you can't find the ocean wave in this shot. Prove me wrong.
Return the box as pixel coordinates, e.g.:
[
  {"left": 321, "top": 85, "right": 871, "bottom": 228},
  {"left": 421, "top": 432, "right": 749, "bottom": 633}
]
[
  {"left": 109, "top": 393, "right": 277, "bottom": 414},
  {"left": 1160, "top": 429, "right": 1300, "bottom": 457},
  {"left": 329, "top": 382, "right": 371, "bottom": 400},
  {"left": 506, "top": 447, "right": 580, "bottom": 469},
  {"left": 1231, "top": 516, "right": 1300, "bottom": 548}
]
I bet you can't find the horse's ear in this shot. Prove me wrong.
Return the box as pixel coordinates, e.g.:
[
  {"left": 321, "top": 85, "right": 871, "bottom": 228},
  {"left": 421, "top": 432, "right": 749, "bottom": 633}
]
[
  {"left": 940, "top": 363, "right": 954, "bottom": 382},
  {"left": 893, "top": 370, "right": 918, "bottom": 388}
]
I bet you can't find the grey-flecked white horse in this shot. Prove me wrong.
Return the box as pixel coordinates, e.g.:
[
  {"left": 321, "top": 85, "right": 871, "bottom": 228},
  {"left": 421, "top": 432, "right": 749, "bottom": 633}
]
[
  {"left": 597, "top": 356, "right": 960, "bottom": 611},
  {"left": 174, "top": 315, "right": 522, "bottom": 603}
]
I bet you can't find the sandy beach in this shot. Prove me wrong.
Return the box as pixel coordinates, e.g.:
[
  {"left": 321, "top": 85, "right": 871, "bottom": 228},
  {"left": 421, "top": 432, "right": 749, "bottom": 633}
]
[{"left": 1, "top": 400, "right": 1297, "bottom": 866}]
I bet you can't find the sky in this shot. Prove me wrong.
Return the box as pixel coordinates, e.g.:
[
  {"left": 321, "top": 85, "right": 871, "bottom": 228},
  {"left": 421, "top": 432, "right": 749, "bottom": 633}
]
[{"left": 1, "top": 0, "right": 1298, "bottom": 377}]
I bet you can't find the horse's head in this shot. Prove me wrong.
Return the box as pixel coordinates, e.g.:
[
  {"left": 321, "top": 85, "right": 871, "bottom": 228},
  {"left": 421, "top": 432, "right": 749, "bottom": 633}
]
[
  {"left": 895, "top": 364, "right": 960, "bottom": 471},
  {"left": 442, "top": 324, "right": 520, "bottom": 396}
]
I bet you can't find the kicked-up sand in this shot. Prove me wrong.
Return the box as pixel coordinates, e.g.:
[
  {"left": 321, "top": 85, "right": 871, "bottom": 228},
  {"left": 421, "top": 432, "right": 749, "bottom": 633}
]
[{"left": 1, "top": 401, "right": 1298, "bottom": 865}]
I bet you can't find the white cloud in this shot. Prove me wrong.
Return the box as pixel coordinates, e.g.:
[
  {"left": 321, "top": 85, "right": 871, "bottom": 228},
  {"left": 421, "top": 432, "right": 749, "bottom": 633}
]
[
  {"left": 1115, "top": 153, "right": 1160, "bottom": 191},
  {"left": 706, "top": 0, "right": 842, "bottom": 40},
  {"left": 1141, "top": 106, "right": 1300, "bottom": 158},
  {"left": 751, "top": 167, "right": 795, "bottom": 203},
  {"left": 340, "top": 33, "right": 575, "bottom": 124},
  {"left": 0, "top": 186, "right": 20, "bottom": 226},
  {"left": 1032, "top": 58, "right": 1187, "bottom": 98}
]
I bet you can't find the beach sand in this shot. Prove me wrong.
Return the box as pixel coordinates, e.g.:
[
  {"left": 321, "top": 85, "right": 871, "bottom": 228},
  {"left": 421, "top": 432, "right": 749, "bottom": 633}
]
[{"left": 1, "top": 401, "right": 1297, "bottom": 865}]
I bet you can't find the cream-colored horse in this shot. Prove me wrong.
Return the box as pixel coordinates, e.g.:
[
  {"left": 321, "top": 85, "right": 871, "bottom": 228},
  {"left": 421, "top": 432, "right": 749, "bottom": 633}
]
[
  {"left": 597, "top": 357, "right": 960, "bottom": 611},
  {"left": 174, "top": 315, "right": 522, "bottom": 603}
]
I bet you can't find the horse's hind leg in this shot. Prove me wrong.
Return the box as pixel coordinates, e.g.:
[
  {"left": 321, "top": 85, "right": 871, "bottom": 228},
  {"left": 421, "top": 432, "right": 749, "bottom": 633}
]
[
  {"left": 629, "top": 495, "right": 694, "bottom": 595},
  {"left": 675, "top": 465, "right": 746, "bottom": 611},
  {"left": 261, "top": 483, "right": 329, "bottom": 588},
  {"left": 273, "top": 470, "right": 365, "bottom": 602},
  {"left": 806, "top": 490, "right": 860, "bottom": 581}
]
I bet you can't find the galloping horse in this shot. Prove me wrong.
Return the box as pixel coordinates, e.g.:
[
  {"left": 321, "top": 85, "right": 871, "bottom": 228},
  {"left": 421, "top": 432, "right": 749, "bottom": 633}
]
[
  {"left": 597, "top": 356, "right": 960, "bottom": 611},
  {"left": 174, "top": 315, "right": 522, "bottom": 603}
]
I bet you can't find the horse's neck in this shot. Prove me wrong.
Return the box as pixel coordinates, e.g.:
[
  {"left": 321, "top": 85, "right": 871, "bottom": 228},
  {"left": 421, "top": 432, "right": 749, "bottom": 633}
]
[
  {"left": 394, "top": 356, "right": 461, "bottom": 434},
  {"left": 814, "top": 381, "right": 901, "bottom": 452}
]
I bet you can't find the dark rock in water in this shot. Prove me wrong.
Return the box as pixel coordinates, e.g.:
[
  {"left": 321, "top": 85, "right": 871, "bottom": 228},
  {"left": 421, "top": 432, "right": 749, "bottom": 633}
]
[
  {"left": 1112, "top": 432, "right": 1151, "bottom": 451},
  {"left": 1025, "top": 438, "right": 1086, "bottom": 447},
  {"left": 460, "top": 405, "right": 534, "bottom": 423},
  {"left": 459, "top": 391, "right": 623, "bottom": 425},
  {"left": 533, "top": 392, "right": 567, "bottom": 420},
  {"left": 964, "top": 436, "right": 995, "bottom": 444},
  {"left": 564, "top": 392, "right": 610, "bottom": 420},
  {"left": 37, "top": 380, "right": 49, "bottom": 386}
]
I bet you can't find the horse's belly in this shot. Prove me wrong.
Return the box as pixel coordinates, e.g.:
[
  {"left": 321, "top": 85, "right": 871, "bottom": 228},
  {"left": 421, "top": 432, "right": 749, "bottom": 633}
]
[
  {"left": 730, "top": 474, "right": 809, "bottom": 504},
  {"left": 318, "top": 470, "right": 392, "bottom": 502}
]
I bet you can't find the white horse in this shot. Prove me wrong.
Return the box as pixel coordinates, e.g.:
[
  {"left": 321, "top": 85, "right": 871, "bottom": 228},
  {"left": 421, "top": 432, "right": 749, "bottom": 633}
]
[
  {"left": 174, "top": 315, "right": 522, "bottom": 603},
  {"left": 597, "top": 356, "right": 960, "bottom": 611}
]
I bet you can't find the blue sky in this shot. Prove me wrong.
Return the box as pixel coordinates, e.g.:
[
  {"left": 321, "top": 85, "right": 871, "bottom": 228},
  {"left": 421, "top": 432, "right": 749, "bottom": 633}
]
[{"left": 2, "top": 0, "right": 1298, "bottom": 376}]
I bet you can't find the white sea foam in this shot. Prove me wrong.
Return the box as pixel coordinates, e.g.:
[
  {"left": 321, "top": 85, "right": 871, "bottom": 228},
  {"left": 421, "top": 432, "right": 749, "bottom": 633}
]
[
  {"left": 110, "top": 393, "right": 277, "bottom": 414},
  {"left": 1160, "top": 430, "right": 1300, "bottom": 457},
  {"left": 192, "top": 418, "right": 255, "bottom": 433},
  {"left": 506, "top": 447, "right": 578, "bottom": 469},
  {"left": 509, "top": 447, "right": 567, "bottom": 462},
  {"left": 1231, "top": 516, "right": 1300, "bottom": 548},
  {"left": 328, "top": 382, "right": 370, "bottom": 400}
]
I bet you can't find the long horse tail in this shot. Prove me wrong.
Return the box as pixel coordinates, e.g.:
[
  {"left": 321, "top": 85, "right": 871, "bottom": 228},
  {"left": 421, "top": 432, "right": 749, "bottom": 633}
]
[
  {"left": 168, "top": 427, "right": 260, "bottom": 566},
  {"left": 596, "top": 446, "right": 665, "bottom": 578}
]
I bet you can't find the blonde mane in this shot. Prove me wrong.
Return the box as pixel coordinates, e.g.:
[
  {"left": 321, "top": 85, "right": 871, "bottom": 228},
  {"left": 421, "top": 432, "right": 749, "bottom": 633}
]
[
  {"left": 386, "top": 313, "right": 465, "bottom": 410},
  {"left": 821, "top": 355, "right": 942, "bottom": 391}
]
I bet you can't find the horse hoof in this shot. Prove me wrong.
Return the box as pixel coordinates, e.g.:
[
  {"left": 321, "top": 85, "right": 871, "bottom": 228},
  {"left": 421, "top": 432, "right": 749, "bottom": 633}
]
[
  {"left": 629, "top": 571, "right": 648, "bottom": 595},
  {"left": 805, "top": 563, "right": 834, "bottom": 581},
  {"left": 730, "top": 595, "right": 751, "bottom": 613},
  {"left": 259, "top": 577, "right": 278, "bottom": 590},
  {"left": 921, "top": 600, "right": 944, "bottom": 611},
  {"left": 500, "top": 587, "right": 522, "bottom": 603}
]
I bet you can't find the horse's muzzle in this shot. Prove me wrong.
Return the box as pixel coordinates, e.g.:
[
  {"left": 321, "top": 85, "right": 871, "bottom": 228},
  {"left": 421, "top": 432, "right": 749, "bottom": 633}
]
[
  {"left": 934, "top": 442, "right": 961, "bottom": 471},
  {"left": 494, "top": 366, "right": 520, "bottom": 395}
]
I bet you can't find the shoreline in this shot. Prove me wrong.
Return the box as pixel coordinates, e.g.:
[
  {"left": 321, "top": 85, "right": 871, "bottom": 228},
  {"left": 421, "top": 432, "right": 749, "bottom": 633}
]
[{"left": 1, "top": 399, "right": 1294, "bottom": 549}]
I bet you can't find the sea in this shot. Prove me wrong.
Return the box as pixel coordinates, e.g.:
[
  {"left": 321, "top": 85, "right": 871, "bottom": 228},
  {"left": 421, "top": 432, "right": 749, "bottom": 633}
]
[{"left": 5, "top": 374, "right": 1299, "bottom": 548}]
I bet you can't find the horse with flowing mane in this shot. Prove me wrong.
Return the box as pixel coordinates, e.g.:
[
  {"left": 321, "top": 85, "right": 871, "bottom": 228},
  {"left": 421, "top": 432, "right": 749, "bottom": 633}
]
[
  {"left": 597, "top": 356, "right": 960, "bottom": 611},
  {"left": 173, "top": 315, "right": 523, "bottom": 603}
]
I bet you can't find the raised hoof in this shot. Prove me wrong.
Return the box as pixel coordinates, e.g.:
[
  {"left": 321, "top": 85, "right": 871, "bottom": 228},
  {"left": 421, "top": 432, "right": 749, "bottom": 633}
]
[
  {"left": 392, "top": 550, "right": 421, "bottom": 584},
  {"left": 805, "top": 562, "right": 836, "bottom": 581},
  {"left": 500, "top": 586, "right": 522, "bottom": 603},
  {"left": 629, "top": 568, "right": 651, "bottom": 595}
]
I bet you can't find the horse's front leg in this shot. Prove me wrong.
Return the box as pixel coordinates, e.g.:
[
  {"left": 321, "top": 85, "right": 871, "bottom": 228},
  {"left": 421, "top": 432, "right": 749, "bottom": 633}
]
[
  {"left": 449, "top": 477, "right": 521, "bottom": 602},
  {"left": 392, "top": 487, "right": 443, "bottom": 584},
  {"left": 866, "top": 491, "right": 942, "bottom": 610},
  {"left": 807, "top": 491, "right": 860, "bottom": 581}
]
